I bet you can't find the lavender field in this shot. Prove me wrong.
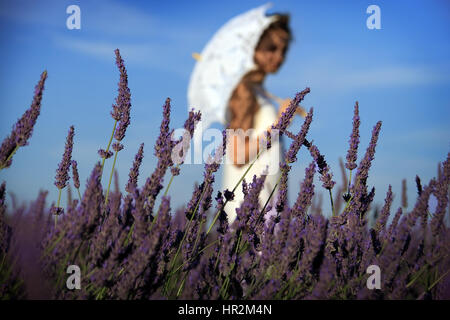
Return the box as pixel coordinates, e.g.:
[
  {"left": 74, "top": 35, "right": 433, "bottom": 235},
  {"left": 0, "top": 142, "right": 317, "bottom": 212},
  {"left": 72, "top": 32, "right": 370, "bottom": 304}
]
[{"left": 0, "top": 49, "right": 449, "bottom": 300}]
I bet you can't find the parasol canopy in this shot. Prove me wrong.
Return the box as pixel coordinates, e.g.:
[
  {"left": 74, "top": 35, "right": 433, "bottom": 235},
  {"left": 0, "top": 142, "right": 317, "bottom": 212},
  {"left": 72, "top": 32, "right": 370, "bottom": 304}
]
[{"left": 187, "top": 3, "right": 277, "bottom": 161}]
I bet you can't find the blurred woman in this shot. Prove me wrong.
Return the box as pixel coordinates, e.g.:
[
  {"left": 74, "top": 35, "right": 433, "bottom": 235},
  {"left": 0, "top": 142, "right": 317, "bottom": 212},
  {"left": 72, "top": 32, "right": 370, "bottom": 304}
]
[{"left": 188, "top": 4, "right": 305, "bottom": 224}]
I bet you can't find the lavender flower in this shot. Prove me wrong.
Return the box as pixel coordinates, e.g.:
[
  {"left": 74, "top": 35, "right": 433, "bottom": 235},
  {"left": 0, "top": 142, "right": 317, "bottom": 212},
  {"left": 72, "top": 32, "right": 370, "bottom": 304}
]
[
  {"left": 265, "top": 88, "right": 311, "bottom": 147},
  {"left": 215, "top": 191, "right": 228, "bottom": 235},
  {"left": 71, "top": 160, "right": 80, "bottom": 189},
  {"left": 170, "top": 109, "right": 202, "bottom": 170},
  {"left": 113, "top": 49, "right": 131, "bottom": 143},
  {"left": 273, "top": 88, "right": 310, "bottom": 133},
  {"left": 126, "top": 143, "right": 144, "bottom": 193},
  {"left": 112, "top": 142, "right": 124, "bottom": 152},
  {"left": 54, "top": 126, "right": 75, "bottom": 189},
  {"left": 345, "top": 102, "right": 360, "bottom": 170},
  {"left": 224, "top": 189, "right": 234, "bottom": 202},
  {"left": 285, "top": 107, "right": 313, "bottom": 164},
  {"left": 374, "top": 185, "right": 393, "bottom": 234},
  {"left": 3, "top": 56, "right": 449, "bottom": 300},
  {"left": 0, "top": 71, "right": 47, "bottom": 170},
  {"left": 275, "top": 163, "right": 290, "bottom": 214},
  {"left": 309, "top": 144, "right": 335, "bottom": 190},
  {"left": 291, "top": 161, "right": 316, "bottom": 220},
  {"left": 170, "top": 166, "right": 180, "bottom": 176},
  {"left": 155, "top": 98, "right": 171, "bottom": 157},
  {"left": 141, "top": 98, "right": 199, "bottom": 215},
  {"left": 98, "top": 149, "right": 113, "bottom": 159},
  {"left": 415, "top": 175, "right": 423, "bottom": 196},
  {"left": 430, "top": 156, "right": 450, "bottom": 237},
  {"left": 352, "top": 121, "right": 382, "bottom": 191},
  {"left": 386, "top": 207, "right": 403, "bottom": 240}
]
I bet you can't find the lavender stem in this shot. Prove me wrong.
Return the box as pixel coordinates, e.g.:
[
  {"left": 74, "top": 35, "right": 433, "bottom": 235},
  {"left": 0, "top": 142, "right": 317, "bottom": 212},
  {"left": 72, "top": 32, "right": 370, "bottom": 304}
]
[
  {"left": 104, "top": 150, "right": 118, "bottom": 205},
  {"left": 329, "top": 188, "right": 336, "bottom": 216},
  {"left": 347, "top": 169, "right": 352, "bottom": 195},
  {"left": 163, "top": 164, "right": 180, "bottom": 197},
  {"left": 100, "top": 119, "right": 118, "bottom": 174},
  {"left": 55, "top": 188, "right": 62, "bottom": 227},
  {"left": 76, "top": 188, "right": 82, "bottom": 202}
]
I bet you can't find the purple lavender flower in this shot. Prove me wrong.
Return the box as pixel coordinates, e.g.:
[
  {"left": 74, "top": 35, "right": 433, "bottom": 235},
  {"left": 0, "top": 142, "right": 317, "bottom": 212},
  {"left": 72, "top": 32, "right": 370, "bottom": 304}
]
[
  {"left": 112, "top": 142, "right": 124, "bottom": 152},
  {"left": 189, "top": 129, "right": 227, "bottom": 221},
  {"left": 275, "top": 163, "right": 290, "bottom": 214},
  {"left": 141, "top": 99, "right": 199, "bottom": 215},
  {"left": 98, "top": 149, "right": 113, "bottom": 159},
  {"left": 170, "top": 166, "right": 180, "bottom": 176},
  {"left": 291, "top": 161, "right": 316, "bottom": 220},
  {"left": 309, "top": 144, "right": 335, "bottom": 190},
  {"left": 394, "top": 180, "right": 434, "bottom": 254},
  {"left": 236, "top": 174, "right": 266, "bottom": 231},
  {"left": 345, "top": 102, "right": 360, "bottom": 170},
  {"left": 352, "top": 121, "right": 382, "bottom": 191},
  {"left": 71, "top": 160, "right": 80, "bottom": 189},
  {"left": 113, "top": 49, "right": 131, "bottom": 143},
  {"left": 386, "top": 207, "right": 403, "bottom": 240},
  {"left": 374, "top": 185, "right": 393, "bottom": 234},
  {"left": 215, "top": 191, "right": 228, "bottom": 235},
  {"left": 415, "top": 175, "right": 423, "bottom": 196},
  {"left": 54, "top": 126, "right": 75, "bottom": 189},
  {"left": 265, "top": 88, "right": 311, "bottom": 147},
  {"left": 50, "top": 206, "right": 64, "bottom": 216},
  {"left": 155, "top": 98, "right": 171, "bottom": 157},
  {"left": 126, "top": 143, "right": 144, "bottom": 193},
  {"left": 430, "top": 155, "right": 450, "bottom": 237},
  {"left": 170, "top": 109, "right": 201, "bottom": 169},
  {"left": 183, "top": 109, "right": 202, "bottom": 138},
  {"left": 285, "top": 107, "right": 313, "bottom": 164},
  {"left": 224, "top": 189, "right": 234, "bottom": 202},
  {"left": 273, "top": 88, "right": 310, "bottom": 133},
  {"left": 0, "top": 71, "right": 47, "bottom": 169}
]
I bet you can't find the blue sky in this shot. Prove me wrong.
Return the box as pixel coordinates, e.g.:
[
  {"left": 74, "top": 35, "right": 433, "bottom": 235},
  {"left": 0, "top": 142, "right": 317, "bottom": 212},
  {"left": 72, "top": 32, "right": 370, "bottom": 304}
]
[{"left": 0, "top": 0, "right": 449, "bottom": 217}]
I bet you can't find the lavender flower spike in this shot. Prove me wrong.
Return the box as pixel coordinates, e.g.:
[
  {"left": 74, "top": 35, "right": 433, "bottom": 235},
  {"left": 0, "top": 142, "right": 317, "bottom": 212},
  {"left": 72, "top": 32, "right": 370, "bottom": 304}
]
[
  {"left": 113, "top": 49, "right": 131, "bottom": 143},
  {"left": 266, "top": 87, "right": 311, "bottom": 146},
  {"left": 285, "top": 107, "right": 313, "bottom": 164},
  {"left": 309, "top": 144, "right": 335, "bottom": 190},
  {"left": 0, "top": 70, "right": 48, "bottom": 170},
  {"left": 345, "top": 101, "right": 360, "bottom": 170},
  {"left": 71, "top": 160, "right": 80, "bottom": 189},
  {"left": 353, "top": 121, "right": 382, "bottom": 189},
  {"left": 55, "top": 126, "right": 75, "bottom": 189},
  {"left": 126, "top": 143, "right": 144, "bottom": 193}
]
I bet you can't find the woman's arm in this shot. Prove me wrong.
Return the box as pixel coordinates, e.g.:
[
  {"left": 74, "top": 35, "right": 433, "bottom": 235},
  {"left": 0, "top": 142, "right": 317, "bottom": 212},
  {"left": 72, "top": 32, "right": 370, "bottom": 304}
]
[
  {"left": 228, "top": 81, "right": 259, "bottom": 167},
  {"left": 228, "top": 82, "right": 304, "bottom": 167}
]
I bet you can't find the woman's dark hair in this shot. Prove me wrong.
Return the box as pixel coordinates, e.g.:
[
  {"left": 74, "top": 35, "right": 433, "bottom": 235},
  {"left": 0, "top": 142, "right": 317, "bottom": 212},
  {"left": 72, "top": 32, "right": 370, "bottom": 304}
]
[{"left": 256, "top": 14, "right": 292, "bottom": 49}]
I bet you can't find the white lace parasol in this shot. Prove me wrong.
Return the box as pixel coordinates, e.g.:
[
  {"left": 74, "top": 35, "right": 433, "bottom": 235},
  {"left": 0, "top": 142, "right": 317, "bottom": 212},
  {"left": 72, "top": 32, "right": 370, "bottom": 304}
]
[{"left": 187, "top": 3, "right": 277, "bottom": 160}]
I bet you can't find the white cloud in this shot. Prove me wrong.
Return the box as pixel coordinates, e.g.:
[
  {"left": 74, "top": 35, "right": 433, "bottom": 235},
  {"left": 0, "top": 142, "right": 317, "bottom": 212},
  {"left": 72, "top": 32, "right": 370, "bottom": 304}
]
[
  {"left": 53, "top": 36, "right": 190, "bottom": 77},
  {"left": 272, "top": 52, "right": 450, "bottom": 92},
  {"left": 388, "top": 126, "right": 450, "bottom": 146},
  {"left": 300, "top": 64, "right": 449, "bottom": 90}
]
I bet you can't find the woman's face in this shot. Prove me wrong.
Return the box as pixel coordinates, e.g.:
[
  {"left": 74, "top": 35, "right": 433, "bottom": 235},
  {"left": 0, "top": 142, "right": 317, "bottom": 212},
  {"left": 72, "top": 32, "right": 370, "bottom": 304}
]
[{"left": 254, "top": 28, "right": 289, "bottom": 74}]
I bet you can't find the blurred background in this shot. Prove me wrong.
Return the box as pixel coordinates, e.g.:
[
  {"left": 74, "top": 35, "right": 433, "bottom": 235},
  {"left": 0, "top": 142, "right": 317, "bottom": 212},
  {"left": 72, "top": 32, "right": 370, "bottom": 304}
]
[{"left": 0, "top": 0, "right": 449, "bottom": 218}]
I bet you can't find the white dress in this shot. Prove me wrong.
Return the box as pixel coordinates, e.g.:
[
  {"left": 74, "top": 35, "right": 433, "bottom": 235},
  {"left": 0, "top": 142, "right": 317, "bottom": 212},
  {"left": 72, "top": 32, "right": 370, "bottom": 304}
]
[
  {"left": 186, "top": 4, "right": 283, "bottom": 224},
  {"left": 222, "top": 87, "right": 282, "bottom": 224}
]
